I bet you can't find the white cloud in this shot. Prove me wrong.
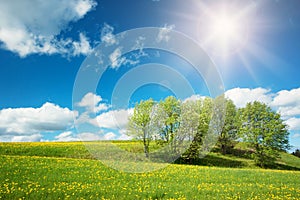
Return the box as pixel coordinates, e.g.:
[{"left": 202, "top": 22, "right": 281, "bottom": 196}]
[
  {"left": 108, "top": 47, "right": 140, "bottom": 69},
  {"left": 277, "top": 107, "right": 300, "bottom": 118},
  {"left": 131, "top": 36, "right": 148, "bottom": 58},
  {"left": 75, "top": 111, "right": 91, "bottom": 124},
  {"left": 271, "top": 88, "right": 300, "bottom": 118},
  {"left": 75, "top": 0, "right": 96, "bottom": 17},
  {"left": 55, "top": 131, "right": 104, "bottom": 141},
  {"left": 272, "top": 88, "right": 300, "bottom": 107},
  {"left": 0, "top": 0, "right": 96, "bottom": 57},
  {"left": 183, "top": 94, "right": 205, "bottom": 103},
  {"left": 0, "top": 102, "right": 76, "bottom": 135},
  {"left": 73, "top": 33, "right": 93, "bottom": 56},
  {"left": 225, "top": 87, "right": 273, "bottom": 108},
  {"left": 91, "top": 108, "right": 133, "bottom": 129},
  {"left": 78, "top": 132, "right": 102, "bottom": 141},
  {"left": 101, "top": 26, "right": 144, "bottom": 69},
  {"left": 11, "top": 134, "right": 43, "bottom": 142},
  {"left": 55, "top": 131, "right": 78, "bottom": 142},
  {"left": 118, "top": 129, "right": 128, "bottom": 135},
  {"left": 55, "top": 130, "right": 116, "bottom": 142},
  {"left": 224, "top": 87, "right": 300, "bottom": 132},
  {"left": 292, "top": 133, "right": 300, "bottom": 139},
  {"left": 101, "top": 23, "right": 117, "bottom": 46},
  {"left": 156, "top": 24, "right": 175, "bottom": 43},
  {"left": 103, "top": 132, "right": 116, "bottom": 140},
  {"left": 118, "top": 133, "right": 132, "bottom": 140},
  {"left": 77, "top": 92, "right": 109, "bottom": 113},
  {"left": 192, "top": 87, "right": 300, "bottom": 118},
  {"left": 109, "top": 47, "right": 126, "bottom": 69},
  {"left": 117, "top": 129, "right": 132, "bottom": 140},
  {"left": 285, "top": 117, "right": 300, "bottom": 131}
]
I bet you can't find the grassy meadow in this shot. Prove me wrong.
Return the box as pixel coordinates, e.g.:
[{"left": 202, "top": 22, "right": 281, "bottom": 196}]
[{"left": 1, "top": 141, "right": 300, "bottom": 199}]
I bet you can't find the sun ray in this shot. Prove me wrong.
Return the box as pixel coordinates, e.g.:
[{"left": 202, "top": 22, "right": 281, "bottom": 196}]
[
  {"left": 237, "top": 51, "right": 260, "bottom": 84},
  {"left": 244, "top": 42, "right": 290, "bottom": 78},
  {"left": 196, "top": 1, "right": 257, "bottom": 57}
]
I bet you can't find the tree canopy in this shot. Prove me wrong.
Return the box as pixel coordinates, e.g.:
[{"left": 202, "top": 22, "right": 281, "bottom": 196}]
[
  {"left": 127, "top": 99, "right": 155, "bottom": 158},
  {"left": 127, "top": 96, "right": 290, "bottom": 167},
  {"left": 238, "top": 101, "right": 290, "bottom": 167}
]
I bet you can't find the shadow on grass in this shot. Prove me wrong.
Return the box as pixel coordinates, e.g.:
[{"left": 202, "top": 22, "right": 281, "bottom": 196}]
[
  {"left": 266, "top": 163, "right": 300, "bottom": 171},
  {"left": 227, "top": 148, "right": 254, "bottom": 159},
  {"left": 175, "top": 154, "right": 246, "bottom": 168}
]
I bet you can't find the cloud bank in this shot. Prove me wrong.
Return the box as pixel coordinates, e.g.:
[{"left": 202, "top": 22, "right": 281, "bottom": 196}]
[
  {"left": 225, "top": 87, "right": 273, "bottom": 108},
  {"left": 0, "top": 102, "right": 76, "bottom": 141},
  {"left": 76, "top": 92, "right": 109, "bottom": 113},
  {"left": 1, "top": 88, "right": 300, "bottom": 142},
  {"left": 0, "top": 0, "right": 96, "bottom": 57},
  {"left": 225, "top": 87, "right": 300, "bottom": 132}
]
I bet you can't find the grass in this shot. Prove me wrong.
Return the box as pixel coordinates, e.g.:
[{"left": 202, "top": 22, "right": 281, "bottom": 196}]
[
  {"left": 276, "top": 152, "right": 300, "bottom": 170},
  {"left": 0, "top": 142, "right": 92, "bottom": 159},
  {"left": 1, "top": 141, "right": 300, "bottom": 199}
]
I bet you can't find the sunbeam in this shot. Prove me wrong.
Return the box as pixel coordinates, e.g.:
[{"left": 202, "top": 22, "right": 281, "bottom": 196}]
[{"left": 196, "top": 1, "right": 257, "bottom": 58}]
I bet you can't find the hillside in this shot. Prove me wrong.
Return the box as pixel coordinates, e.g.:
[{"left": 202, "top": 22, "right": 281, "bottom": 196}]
[
  {"left": 1, "top": 141, "right": 300, "bottom": 199},
  {"left": 1, "top": 141, "right": 299, "bottom": 170}
]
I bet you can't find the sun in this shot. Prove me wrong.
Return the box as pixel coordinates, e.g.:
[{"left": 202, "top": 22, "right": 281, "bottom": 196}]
[
  {"left": 197, "top": 2, "right": 255, "bottom": 57},
  {"left": 210, "top": 14, "right": 240, "bottom": 43},
  {"left": 204, "top": 12, "right": 246, "bottom": 56}
]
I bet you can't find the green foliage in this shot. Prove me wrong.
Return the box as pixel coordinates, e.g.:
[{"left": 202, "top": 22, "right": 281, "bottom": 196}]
[
  {"left": 238, "top": 101, "right": 290, "bottom": 167},
  {"left": 292, "top": 149, "right": 300, "bottom": 158},
  {"left": 157, "top": 96, "right": 181, "bottom": 144},
  {"left": 127, "top": 99, "right": 155, "bottom": 158},
  {"left": 182, "top": 98, "right": 213, "bottom": 162},
  {"left": 127, "top": 96, "right": 291, "bottom": 168},
  {"left": 218, "top": 99, "right": 238, "bottom": 154}
]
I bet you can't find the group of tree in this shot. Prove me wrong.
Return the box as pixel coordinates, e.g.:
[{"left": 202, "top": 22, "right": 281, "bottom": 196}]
[
  {"left": 127, "top": 96, "right": 290, "bottom": 168},
  {"left": 292, "top": 149, "right": 300, "bottom": 158}
]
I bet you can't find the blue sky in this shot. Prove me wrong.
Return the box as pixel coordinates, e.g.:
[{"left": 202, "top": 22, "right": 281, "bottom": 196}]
[{"left": 0, "top": 0, "right": 300, "bottom": 151}]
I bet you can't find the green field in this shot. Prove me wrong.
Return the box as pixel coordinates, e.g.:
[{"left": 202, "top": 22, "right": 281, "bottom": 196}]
[{"left": 1, "top": 142, "right": 300, "bottom": 200}]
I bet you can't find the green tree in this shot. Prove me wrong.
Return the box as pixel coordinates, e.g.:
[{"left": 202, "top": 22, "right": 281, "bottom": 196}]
[
  {"left": 157, "top": 96, "right": 181, "bottom": 152},
  {"left": 292, "top": 149, "right": 300, "bottom": 158},
  {"left": 178, "top": 99, "right": 201, "bottom": 142},
  {"left": 177, "top": 99, "right": 201, "bottom": 161},
  {"left": 183, "top": 98, "right": 213, "bottom": 162},
  {"left": 239, "top": 101, "right": 290, "bottom": 167},
  {"left": 127, "top": 99, "right": 155, "bottom": 158},
  {"left": 219, "top": 99, "right": 238, "bottom": 154}
]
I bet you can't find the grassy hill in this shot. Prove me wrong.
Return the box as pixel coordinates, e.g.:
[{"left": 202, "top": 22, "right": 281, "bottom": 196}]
[
  {"left": 1, "top": 141, "right": 299, "bottom": 170},
  {"left": 1, "top": 141, "right": 300, "bottom": 199}
]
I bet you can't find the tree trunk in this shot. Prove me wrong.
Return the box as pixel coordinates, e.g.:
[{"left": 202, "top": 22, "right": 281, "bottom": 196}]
[
  {"left": 221, "top": 144, "right": 226, "bottom": 155},
  {"left": 143, "top": 129, "right": 149, "bottom": 158}
]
